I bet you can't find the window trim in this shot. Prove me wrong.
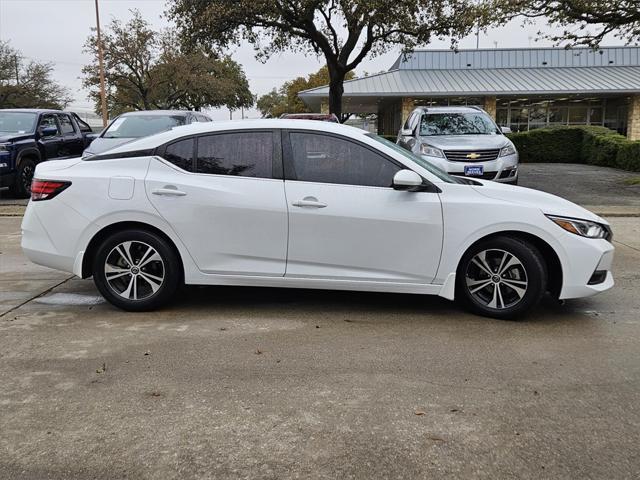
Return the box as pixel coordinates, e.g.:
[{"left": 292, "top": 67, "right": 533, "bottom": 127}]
[
  {"left": 282, "top": 129, "right": 410, "bottom": 189},
  {"left": 155, "top": 129, "right": 283, "bottom": 180}
]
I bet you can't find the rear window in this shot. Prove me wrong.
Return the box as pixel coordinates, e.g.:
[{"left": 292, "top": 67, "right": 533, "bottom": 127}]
[{"left": 103, "top": 115, "right": 187, "bottom": 139}]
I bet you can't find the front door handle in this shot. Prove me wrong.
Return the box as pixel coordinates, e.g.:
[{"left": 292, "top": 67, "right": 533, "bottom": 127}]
[
  {"left": 292, "top": 196, "right": 327, "bottom": 208},
  {"left": 152, "top": 186, "right": 187, "bottom": 197}
]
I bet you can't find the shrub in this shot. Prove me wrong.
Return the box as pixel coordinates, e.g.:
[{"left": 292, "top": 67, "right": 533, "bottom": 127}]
[
  {"left": 616, "top": 141, "right": 640, "bottom": 172},
  {"left": 507, "top": 126, "right": 637, "bottom": 172},
  {"left": 508, "top": 127, "right": 583, "bottom": 163}
]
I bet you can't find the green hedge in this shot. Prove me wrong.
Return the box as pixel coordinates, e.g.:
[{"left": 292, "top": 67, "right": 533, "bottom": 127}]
[{"left": 507, "top": 126, "right": 640, "bottom": 172}]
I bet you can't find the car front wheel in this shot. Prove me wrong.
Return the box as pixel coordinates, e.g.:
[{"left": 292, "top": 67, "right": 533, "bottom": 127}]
[
  {"left": 456, "top": 236, "right": 547, "bottom": 319},
  {"left": 92, "top": 229, "right": 181, "bottom": 311}
]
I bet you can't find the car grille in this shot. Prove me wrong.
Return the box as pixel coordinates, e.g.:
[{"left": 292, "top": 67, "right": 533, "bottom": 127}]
[
  {"left": 451, "top": 172, "right": 498, "bottom": 180},
  {"left": 443, "top": 149, "right": 501, "bottom": 162}
]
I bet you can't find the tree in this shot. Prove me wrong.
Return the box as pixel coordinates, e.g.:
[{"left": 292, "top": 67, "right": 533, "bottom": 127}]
[
  {"left": 167, "top": 0, "right": 484, "bottom": 121},
  {"left": 490, "top": 0, "right": 640, "bottom": 46},
  {"left": 0, "top": 41, "right": 72, "bottom": 109},
  {"left": 82, "top": 10, "right": 254, "bottom": 116},
  {"left": 256, "top": 65, "right": 354, "bottom": 119}
]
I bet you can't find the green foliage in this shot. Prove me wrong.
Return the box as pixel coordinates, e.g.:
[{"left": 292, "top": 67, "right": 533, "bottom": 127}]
[
  {"left": 82, "top": 10, "right": 253, "bottom": 117},
  {"left": 489, "top": 1, "right": 640, "bottom": 46},
  {"left": 256, "top": 66, "right": 354, "bottom": 118},
  {"left": 617, "top": 142, "right": 640, "bottom": 172},
  {"left": 0, "top": 41, "right": 72, "bottom": 109},
  {"left": 167, "top": 0, "right": 485, "bottom": 119},
  {"left": 507, "top": 126, "right": 640, "bottom": 172}
]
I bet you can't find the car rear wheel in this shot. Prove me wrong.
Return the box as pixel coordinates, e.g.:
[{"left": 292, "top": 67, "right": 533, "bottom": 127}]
[
  {"left": 456, "top": 236, "right": 547, "bottom": 319},
  {"left": 9, "top": 158, "right": 36, "bottom": 198},
  {"left": 92, "top": 229, "right": 181, "bottom": 311}
]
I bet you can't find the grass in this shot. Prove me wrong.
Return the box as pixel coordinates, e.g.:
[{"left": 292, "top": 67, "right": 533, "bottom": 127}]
[{"left": 622, "top": 177, "right": 640, "bottom": 186}]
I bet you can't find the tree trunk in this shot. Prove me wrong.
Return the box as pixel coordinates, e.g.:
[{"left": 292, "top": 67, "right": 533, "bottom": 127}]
[{"left": 327, "top": 65, "right": 346, "bottom": 122}]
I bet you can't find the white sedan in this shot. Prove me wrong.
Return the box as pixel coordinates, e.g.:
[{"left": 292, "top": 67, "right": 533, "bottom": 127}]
[{"left": 21, "top": 120, "right": 614, "bottom": 319}]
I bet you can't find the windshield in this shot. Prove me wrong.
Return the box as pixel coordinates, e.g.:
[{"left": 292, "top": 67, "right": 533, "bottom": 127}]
[
  {"left": 420, "top": 112, "right": 500, "bottom": 136},
  {"left": 103, "top": 115, "right": 187, "bottom": 139},
  {"left": 366, "top": 134, "right": 457, "bottom": 184},
  {"left": 0, "top": 112, "right": 37, "bottom": 134}
]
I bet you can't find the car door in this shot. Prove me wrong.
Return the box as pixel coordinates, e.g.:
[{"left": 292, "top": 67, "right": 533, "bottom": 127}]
[
  {"left": 37, "top": 114, "right": 63, "bottom": 159},
  {"left": 56, "top": 113, "right": 84, "bottom": 157},
  {"left": 146, "top": 130, "right": 288, "bottom": 276},
  {"left": 283, "top": 130, "right": 443, "bottom": 284}
]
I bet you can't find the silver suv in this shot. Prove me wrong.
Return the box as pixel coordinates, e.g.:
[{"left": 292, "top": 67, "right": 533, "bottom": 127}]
[{"left": 397, "top": 106, "right": 518, "bottom": 184}]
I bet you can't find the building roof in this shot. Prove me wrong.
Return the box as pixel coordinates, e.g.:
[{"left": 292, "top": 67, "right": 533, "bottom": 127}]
[{"left": 298, "top": 46, "right": 640, "bottom": 112}]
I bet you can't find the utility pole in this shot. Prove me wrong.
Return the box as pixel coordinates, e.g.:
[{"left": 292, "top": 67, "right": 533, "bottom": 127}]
[
  {"left": 95, "top": 0, "right": 108, "bottom": 128},
  {"left": 14, "top": 54, "right": 19, "bottom": 84}
]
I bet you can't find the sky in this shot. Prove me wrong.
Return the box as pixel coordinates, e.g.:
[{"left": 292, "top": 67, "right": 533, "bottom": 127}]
[{"left": 0, "top": 0, "right": 612, "bottom": 120}]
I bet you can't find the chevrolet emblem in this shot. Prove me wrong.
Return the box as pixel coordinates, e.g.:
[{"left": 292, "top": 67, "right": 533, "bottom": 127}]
[{"left": 466, "top": 152, "right": 481, "bottom": 159}]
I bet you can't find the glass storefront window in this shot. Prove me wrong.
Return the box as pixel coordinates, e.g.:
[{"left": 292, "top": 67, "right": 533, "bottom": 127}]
[
  {"left": 548, "top": 106, "right": 568, "bottom": 124},
  {"left": 589, "top": 107, "right": 603, "bottom": 125},
  {"left": 568, "top": 106, "right": 588, "bottom": 124}
]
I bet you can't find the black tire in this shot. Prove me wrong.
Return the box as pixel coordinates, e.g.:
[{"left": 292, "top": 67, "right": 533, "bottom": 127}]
[
  {"left": 456, "top": 236, "right": 547, "bottom": 320},
  {"left": 9, "top": 158, "right": 36, "bottom": 198},
  {"left": 92, "top": 229, "right": 181, "bottom": 311}
]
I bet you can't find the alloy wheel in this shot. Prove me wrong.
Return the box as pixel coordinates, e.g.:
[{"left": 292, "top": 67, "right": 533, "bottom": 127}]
[
  {"left": 104, "top": 241, "right": 165, "bottom": 301},
  {"left": 465, "top": 249, "right": 528, "bottom": 310}
]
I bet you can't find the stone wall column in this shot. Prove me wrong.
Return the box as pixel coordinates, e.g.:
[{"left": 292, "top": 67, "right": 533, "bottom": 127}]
[
  {"left": 401, "top": 97, "right": 415, "bottom": 127},
  {"left": 483, "top": 96, "right": 497, "bottom": 119},
  {"left": 627, "top": 94, "right": 640, "bottom": 140}
]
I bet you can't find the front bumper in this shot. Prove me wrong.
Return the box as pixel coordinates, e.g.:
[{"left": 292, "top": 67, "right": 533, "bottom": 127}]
[
  {"left": 558, "top": 237, "right": 615, "bottom": 299},
  {"left": 421, "top": 153, "right": 518, "bottom": 183}
]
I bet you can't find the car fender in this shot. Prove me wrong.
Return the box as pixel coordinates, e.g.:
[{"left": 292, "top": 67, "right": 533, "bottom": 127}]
[
  {"left": 72, "top": 209, "right": 200, "bottom": 282},
  {"left": 435, "top": 219, "right": 571, "bottom": 287},
  {"left": 16, "top": 146, "right": 41, "bottom": 166}
]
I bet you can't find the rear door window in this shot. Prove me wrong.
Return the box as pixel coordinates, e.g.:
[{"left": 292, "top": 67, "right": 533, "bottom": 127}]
[
  {"left": 196, "top": 132, "right": 273, "bottom": 178},
  {"left": 57, "top": 114, "right": 76, "bottom": 134}
]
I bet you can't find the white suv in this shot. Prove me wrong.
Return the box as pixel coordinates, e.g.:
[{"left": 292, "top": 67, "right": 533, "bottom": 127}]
[{"left": 398, "top": 106, "right": 518, "bottom": 184}]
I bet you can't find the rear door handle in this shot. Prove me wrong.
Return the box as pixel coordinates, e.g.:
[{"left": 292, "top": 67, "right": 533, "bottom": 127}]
[
  {"left": 292, "top": 197, "right": 327, "bottom": 208},
  {"left": 152, "top": 187, "right": 187, "bottom": 197}
]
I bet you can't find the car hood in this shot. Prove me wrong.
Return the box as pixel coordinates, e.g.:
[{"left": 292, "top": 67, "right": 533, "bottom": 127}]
[
  {"left": 0, "top": 133, "right": 33, "bottom": 143},
  {"left": 471, "top": 181, "right": 607, "bottom": 224},
  {"left": 84, "top": 137, "right": 136, "bottom": 155},
  {"left": 420, "top": 135, "right": 510, "bottom": 150}
]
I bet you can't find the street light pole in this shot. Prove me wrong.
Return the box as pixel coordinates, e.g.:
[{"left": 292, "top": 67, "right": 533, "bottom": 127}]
[{"left": 94, "top": 0, "right": 108, "bottom": 128}]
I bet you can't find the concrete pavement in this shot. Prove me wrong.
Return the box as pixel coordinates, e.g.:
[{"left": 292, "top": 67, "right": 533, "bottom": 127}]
[{"left": 1, "top": 215, "right": 639, "bottom": 479}]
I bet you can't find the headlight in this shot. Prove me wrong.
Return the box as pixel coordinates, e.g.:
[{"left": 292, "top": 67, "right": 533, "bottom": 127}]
[
  {"left": 499, "top": 144, "right": 516, "bottom": 157},
  {"left": 420, "top": 144, "right": 444, "bottom": 158},
  {"left": 546, "top": 215, "right": 610, "bottom": 239},
  {"left": 0, "top": 143, "right": 11, "bottom": 152}
]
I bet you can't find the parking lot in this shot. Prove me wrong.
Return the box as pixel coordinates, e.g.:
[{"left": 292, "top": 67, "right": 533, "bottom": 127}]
[{"left": 1, "top": 163, "right": 640, "bottom": 479}]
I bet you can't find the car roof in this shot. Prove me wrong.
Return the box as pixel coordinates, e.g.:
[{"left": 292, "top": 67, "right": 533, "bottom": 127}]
[
  {"left": 414, "top": 106, "right": 484, "bottom": 114},
  {"left": 0, "top": 108, "right": 63, "bottom": 114},
  {"left": 117, "top": 110, "right": 195, "bottom": 117},
  {"left": 97, "top": 119, "right": 370, "bottom": 156}
]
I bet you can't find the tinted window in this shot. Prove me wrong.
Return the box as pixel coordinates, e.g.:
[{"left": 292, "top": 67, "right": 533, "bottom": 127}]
[
  {"left": 164, "top": 138, "right": 194, "bottom": 172},
  {"left": 196, "top": 132, "right": 272, "bottom": 178},
  {"left": 289, "top": 132, "right": 401, "bottom": 187},
  {"left": 39, "top": 114, "right": 60, "bottom": 134},
  {"left": 57, "top": 114, "right": 76, "bottom": 134}
]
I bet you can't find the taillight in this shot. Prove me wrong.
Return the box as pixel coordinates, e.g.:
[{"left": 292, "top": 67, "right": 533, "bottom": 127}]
[{"left": 31, "top": 179, "right": 71, "bottom": 201}]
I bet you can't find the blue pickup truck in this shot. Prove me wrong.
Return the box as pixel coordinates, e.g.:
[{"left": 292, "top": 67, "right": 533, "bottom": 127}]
[{"left": 0, "top": 109, "right": 94, "bottom": 197}]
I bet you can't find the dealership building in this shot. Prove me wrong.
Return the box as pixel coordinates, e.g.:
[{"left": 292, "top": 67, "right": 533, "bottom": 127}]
[{"left": 299, "top": 46, "right": 640, "bottom": 140}]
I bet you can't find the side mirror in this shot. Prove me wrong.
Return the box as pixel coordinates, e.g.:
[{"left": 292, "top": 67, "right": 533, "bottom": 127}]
[
  {"left": 399, "top": 128, "right": 414, "bottom": 137},
  {"left": 500, "top": 126, "right": 512, "bottom": 134},
  {"left": 40, "top": 126, "right": 58, "bottom": 137},
  {"left": 393, "top": 169, "right": 424, "bottom": 191}
]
